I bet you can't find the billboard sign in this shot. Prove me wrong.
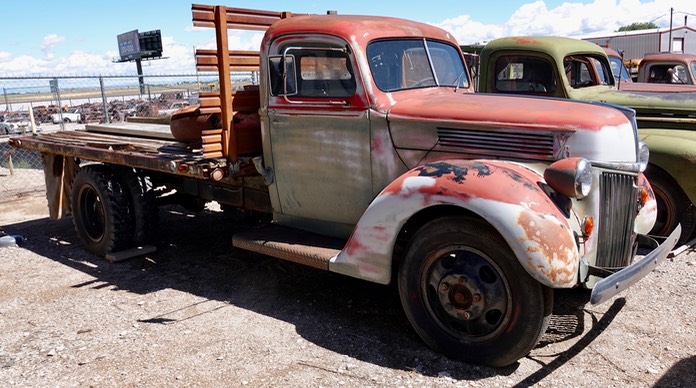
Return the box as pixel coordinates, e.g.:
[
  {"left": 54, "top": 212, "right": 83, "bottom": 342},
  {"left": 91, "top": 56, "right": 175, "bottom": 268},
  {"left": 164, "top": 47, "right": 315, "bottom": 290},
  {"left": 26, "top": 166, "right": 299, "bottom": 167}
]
[{"left": 117, "top": 30, "right": 141, "bottom": 61}]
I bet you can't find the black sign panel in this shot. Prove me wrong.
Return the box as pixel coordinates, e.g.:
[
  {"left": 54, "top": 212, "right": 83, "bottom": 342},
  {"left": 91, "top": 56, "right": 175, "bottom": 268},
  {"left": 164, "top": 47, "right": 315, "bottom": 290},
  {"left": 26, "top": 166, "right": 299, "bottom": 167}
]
[{"left": 117, "top": 30, "right": 141, "bottom": 61}]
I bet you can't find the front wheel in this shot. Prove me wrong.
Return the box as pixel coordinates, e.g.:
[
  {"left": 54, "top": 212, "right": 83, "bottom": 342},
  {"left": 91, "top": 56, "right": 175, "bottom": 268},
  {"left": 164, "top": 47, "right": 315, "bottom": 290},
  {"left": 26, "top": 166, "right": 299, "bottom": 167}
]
[
  {"left": 398, "top": 216, "right": 551, "bottom": 367},
  {"left": 645, "top": 166, "right": 696, "bottom": 246},
  {"left": 63, "top": 118, "right": 72, "bottom": 123}
]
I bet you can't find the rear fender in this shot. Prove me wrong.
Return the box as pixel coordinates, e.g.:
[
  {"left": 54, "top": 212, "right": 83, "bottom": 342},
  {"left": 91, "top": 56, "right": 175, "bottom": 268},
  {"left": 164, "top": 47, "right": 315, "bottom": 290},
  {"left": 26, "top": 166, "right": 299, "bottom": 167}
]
[{"left": 329, "top": 160, "right": 579, "bottom": 288}]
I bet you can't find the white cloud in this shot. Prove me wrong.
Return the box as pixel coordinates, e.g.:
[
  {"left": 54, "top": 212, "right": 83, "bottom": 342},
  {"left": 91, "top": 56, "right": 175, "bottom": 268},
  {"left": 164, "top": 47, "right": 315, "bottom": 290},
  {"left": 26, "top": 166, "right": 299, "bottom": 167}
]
[
  {"left": 440, "top": 0, "right": 696, "bottom": 45},
  {"left": 40, "top": 34, "right": 66, "bottom": 58},
  {"left": 3, "top": 1, "right": 696, "bottom": 76}
]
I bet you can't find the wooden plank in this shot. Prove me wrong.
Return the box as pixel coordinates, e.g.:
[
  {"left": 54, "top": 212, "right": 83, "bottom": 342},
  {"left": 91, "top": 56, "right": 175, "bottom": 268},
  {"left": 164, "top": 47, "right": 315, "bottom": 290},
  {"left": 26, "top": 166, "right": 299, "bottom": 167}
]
[
  {"left": 201, "top": 128, "right": 223, "bottom": 135},
  {"left": 215, "top": 5, "right": 235, "bottom": 161},
  {"left": 106, "top": 245, "right": 157, "bottom": 263},
  {"left": 86, "top": 122, "right": 175, "bottom": 140},
  {"left": 202, "top": 143, "right": 223, "bottom": 153},
  {"left": 192, "top": 4, "right": 290, "bottom": 30},
  {"left": 201, "top": 134, "right": 222, "bottom": 144}
]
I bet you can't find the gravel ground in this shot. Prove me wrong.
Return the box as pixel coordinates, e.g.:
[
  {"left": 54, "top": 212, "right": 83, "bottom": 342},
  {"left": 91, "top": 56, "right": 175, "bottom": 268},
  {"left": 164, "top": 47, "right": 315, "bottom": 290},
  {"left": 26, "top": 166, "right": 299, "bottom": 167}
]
[{"left": 1, "top": 190, "right": 695, "bottom": 387}]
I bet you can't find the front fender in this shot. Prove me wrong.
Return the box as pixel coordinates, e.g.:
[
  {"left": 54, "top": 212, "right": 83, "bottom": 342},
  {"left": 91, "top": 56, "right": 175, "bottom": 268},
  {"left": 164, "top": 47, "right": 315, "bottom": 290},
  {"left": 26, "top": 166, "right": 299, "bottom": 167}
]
[
  {"left": 640, "top": 129, "right": 696, "bottom": 206},
  {"left": 329, "top": 160, "right": 579, "bottom": 288}
]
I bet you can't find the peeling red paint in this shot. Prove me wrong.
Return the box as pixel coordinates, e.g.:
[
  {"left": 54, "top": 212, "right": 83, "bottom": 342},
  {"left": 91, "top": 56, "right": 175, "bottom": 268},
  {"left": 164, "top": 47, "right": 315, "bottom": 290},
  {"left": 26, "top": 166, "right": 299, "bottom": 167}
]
[
  {"left": 517, "top": 211, "right": 577, "bottom": 283},
  {"left": 380, "top": 160, "right": 557, "bottom": 212},
  {"left": 512, "top": 37, "right": 542, "bottom": 45}
]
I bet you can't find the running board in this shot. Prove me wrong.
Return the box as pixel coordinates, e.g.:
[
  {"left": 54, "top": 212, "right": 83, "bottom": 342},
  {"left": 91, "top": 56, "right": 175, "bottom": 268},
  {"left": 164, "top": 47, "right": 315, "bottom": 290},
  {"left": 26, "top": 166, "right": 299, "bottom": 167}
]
[{"left": 232, "top": 225, "right": 344, "bottom": 270}]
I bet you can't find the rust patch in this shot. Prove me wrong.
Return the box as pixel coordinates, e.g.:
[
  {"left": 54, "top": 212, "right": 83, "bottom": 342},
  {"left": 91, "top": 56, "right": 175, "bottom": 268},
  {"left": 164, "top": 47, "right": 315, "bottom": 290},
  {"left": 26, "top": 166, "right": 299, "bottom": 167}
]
[
  {"left": 380, "top": 160, "right": 558, "bottom": 213},
  {"left": 517, "top": 211, "right": 576, "bottom": 284},
  {"left": 512, "top": 37, "right": 541, "bottom": 45}
]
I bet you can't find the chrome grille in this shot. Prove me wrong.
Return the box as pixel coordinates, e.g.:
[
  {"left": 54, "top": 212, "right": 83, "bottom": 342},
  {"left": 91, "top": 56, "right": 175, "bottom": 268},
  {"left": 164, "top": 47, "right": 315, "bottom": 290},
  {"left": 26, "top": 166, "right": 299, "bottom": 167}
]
[
  {"left": 437, "top": 127, "right": 557, "bottom": 160},
  {"left": 596, "top": 172, "right": 639, "bottom": 269}
]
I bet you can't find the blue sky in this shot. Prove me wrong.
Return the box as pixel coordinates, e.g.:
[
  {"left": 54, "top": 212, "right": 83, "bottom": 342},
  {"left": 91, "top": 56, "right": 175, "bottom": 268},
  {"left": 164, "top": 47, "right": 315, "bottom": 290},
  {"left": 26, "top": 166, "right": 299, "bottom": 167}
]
[{"left": 1, "top": 0, "right": 695, "bottom": 76}]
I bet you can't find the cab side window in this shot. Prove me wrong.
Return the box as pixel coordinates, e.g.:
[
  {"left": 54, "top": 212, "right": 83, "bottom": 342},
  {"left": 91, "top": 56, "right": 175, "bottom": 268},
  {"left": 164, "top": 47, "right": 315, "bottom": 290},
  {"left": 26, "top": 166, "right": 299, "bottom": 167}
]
[
  {"left": 269, "top": 49, "right": 356, "bottom": 98},
  {"left": 494, "top": 55, "right": 556, "bottom": 94}
]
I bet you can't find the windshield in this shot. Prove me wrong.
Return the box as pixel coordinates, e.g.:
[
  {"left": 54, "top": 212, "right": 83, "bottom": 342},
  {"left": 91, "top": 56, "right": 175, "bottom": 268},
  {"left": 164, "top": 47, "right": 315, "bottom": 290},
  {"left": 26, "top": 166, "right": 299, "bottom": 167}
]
[
  {"left": 691, "top": 62, "right": 696, "bottom": 83},
  {"left": 367, "top": 39, "right": 469, "bottom": 92},
  {"left": 608, "top": 56, "right": 631, "bottom": 82}
]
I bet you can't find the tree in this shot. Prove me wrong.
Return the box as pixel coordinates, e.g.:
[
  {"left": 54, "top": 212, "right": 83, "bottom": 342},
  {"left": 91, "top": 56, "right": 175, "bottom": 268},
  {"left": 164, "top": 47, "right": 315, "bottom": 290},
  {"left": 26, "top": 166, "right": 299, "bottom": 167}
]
[{"left": 617, "top": 22, "right": 659, "bottom": 32}]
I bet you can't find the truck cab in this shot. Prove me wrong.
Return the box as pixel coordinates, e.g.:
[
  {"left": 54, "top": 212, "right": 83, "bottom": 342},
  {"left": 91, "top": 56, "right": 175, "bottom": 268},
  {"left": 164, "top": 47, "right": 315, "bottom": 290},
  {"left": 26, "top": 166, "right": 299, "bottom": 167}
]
[{"left": 637, "top": 53, "right": 696, "bottom": 84}]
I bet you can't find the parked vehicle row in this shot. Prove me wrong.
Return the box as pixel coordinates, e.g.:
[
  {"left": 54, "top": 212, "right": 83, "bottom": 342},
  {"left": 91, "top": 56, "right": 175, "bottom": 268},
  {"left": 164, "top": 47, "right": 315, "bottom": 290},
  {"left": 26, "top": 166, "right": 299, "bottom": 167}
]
[{"left": 7, "top": 3, "right": 686, "bottom": 368}]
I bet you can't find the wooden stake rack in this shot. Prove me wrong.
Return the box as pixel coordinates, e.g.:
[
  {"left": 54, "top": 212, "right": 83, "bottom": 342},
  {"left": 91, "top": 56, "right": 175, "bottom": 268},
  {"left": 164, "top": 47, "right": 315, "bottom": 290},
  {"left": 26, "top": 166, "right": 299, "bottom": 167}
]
[{"left": 191, "top": 4, "right": 298, "bottom": 161}]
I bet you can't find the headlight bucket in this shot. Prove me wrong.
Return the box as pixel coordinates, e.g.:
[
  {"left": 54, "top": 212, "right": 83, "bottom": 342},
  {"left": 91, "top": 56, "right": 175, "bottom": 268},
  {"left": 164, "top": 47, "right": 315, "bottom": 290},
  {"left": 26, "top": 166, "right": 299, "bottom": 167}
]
[
  {"left": 544, "top": 157, "right": 594, "bottom": 199},
  {"left": 638, "top": 141, "right": 649, "bottom": 172}
]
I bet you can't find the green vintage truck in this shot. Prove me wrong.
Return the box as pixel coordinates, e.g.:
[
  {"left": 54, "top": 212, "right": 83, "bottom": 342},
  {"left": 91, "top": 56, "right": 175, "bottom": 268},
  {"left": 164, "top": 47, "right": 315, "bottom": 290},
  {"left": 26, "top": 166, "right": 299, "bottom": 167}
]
[{"left": 479, "top": 36, "right": 696, "bottom": 245}]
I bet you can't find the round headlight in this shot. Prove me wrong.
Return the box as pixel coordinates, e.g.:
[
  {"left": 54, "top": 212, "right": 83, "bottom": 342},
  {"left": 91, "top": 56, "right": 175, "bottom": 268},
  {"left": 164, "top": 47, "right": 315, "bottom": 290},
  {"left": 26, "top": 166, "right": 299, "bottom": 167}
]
[
  {"left": 575, "top": 158, "right": 593, "bottom": 199},
  {"left": 638, "top": 141, "right": 649, "bottom": 172},
  {"left": 544, "top": 157, "right": 594, "bottom": 199}
]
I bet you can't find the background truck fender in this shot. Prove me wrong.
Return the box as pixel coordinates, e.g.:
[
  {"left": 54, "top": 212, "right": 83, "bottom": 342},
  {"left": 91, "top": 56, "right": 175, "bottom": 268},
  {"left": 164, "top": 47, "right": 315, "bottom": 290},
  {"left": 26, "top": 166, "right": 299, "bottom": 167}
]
[
  {"left": 329, "top": 160, "right": 579, "bottom": 289},
  {"left": 640, "top": 129, "right": 696, "bottom": 206}
]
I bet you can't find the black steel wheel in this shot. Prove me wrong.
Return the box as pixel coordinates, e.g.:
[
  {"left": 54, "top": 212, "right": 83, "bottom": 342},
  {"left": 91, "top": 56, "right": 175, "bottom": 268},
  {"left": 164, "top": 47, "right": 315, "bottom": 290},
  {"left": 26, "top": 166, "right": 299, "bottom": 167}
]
[
  {"left": 398, "top": 216, "right": 551, "bottom": 367},
  {"left": 645, "top": 165, "right": 696, "bottom": 246},
  {"left": 71, "top": 165, "right": 133, "bottom": 255}
]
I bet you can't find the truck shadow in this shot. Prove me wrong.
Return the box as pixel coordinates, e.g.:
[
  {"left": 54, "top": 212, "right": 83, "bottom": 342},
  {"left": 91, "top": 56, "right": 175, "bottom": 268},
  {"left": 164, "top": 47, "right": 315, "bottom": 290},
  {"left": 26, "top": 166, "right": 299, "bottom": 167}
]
[{"left": 2, "top": 206, "right": 625, "bottom": 382}]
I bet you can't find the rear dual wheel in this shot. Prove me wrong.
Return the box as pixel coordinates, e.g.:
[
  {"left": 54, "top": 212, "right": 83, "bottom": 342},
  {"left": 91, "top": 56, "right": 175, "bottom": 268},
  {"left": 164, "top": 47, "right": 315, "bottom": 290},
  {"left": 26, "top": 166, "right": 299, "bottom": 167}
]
[
  {"left": 398, "top": 216, "right": 551, "bottom": 367},
  {"left": 71, "top": 165, "right": 157, "bottom": 255},
  {"left": 71, "top": 165, "right": 132, "bottom": 255}
]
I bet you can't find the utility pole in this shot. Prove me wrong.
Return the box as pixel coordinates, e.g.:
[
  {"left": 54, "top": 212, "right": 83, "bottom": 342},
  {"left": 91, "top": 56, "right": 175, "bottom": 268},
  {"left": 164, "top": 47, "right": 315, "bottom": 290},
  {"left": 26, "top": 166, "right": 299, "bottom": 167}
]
[{"left": 668, "top": 7, "right": 674, "bottom": 52}]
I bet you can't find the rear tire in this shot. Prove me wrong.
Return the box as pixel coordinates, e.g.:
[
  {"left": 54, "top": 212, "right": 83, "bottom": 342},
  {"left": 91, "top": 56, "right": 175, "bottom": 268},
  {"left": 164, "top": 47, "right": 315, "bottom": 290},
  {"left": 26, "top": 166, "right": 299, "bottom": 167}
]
[
  {"left": 116, "top": 167, "right": 158, "bottom": 245},
  {"left": 398, "top": 216, "right": 551, "bottom": 367},
  {"left": 71, "top": 165, "right": 133, "bottom": 255}
]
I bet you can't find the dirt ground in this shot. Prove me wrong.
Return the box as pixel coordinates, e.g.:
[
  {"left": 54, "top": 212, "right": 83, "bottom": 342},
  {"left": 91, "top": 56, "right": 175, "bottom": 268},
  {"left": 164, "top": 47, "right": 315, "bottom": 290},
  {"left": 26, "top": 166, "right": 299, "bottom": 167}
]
[{"left": 1, "top": 190, "right": 695, "bottom": 387}]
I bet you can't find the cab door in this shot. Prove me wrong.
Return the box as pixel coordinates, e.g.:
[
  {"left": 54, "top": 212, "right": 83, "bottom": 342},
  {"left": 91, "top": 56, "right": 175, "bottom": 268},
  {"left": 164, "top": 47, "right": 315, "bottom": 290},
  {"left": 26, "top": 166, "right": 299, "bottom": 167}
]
[{"left": 263, "top": 36, "right": 372, "bottom": 237}]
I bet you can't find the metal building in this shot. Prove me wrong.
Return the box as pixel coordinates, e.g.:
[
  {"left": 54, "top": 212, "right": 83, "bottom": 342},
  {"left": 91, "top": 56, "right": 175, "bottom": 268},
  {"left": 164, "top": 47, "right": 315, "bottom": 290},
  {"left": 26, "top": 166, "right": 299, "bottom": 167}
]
[{"left": 583, "top": 26, "right": 696, "bottom": 60}]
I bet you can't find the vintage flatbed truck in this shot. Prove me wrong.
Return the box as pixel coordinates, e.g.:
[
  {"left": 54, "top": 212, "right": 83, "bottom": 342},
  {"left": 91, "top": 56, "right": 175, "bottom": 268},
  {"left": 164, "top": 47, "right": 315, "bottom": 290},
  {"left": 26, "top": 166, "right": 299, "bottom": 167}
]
[
  {"left": 10, "top": 5, "right": 678, "bottom": 367},
  {"left": 478, "top": 36, "right": 696, "bottom": 246}
]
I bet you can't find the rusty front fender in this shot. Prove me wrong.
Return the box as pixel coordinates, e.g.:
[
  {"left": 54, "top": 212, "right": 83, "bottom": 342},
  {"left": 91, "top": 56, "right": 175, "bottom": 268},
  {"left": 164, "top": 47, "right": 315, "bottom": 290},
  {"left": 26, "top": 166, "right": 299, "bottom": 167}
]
[{"left": 329, "top": 160, "right": 579, "bottom": 288}]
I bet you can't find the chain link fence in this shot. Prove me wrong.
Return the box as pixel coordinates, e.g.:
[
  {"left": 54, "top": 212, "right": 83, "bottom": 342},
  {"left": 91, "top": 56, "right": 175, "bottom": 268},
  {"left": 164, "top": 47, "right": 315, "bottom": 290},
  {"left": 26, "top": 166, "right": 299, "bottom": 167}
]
[{"left": 0, "top": 72, "right": 256, "bottom": 202}]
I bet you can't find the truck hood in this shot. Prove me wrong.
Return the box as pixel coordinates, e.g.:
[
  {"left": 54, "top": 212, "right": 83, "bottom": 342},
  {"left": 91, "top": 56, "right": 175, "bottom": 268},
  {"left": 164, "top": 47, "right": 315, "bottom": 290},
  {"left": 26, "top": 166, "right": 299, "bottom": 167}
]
[
  {"left": 615, "top": 82, "right": 696, "bottom": 94},
  {"left": 386, "top": 90, "right": 638, "bottom": 164},
  {"left": 570, "top": 86, "right": 696, "bottom": 129}
]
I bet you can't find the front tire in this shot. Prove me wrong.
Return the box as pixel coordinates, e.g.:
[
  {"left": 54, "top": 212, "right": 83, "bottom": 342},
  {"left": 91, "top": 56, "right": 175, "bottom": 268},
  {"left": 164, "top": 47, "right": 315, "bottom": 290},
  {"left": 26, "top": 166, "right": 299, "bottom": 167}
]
[
  {"left": 645, "top": 166, "right": 696, "bottom": 246},
  {"left": 398, "top": 216, "right": 551, "bottom": 367},
  {"left": 71, "top": 165, "right": 133, "bottom": 255}
]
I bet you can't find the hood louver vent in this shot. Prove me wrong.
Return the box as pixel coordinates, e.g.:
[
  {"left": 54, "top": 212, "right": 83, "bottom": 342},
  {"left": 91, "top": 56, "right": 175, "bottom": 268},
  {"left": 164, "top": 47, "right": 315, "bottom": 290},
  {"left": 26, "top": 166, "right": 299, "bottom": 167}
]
[{"left": 437, "top": 127, "right": 558, "bottom": 161}]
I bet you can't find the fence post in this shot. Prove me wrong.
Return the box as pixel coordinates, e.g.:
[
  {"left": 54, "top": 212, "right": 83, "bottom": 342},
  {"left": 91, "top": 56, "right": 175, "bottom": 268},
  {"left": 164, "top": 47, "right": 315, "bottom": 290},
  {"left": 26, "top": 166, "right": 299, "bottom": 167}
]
[
  {"left": 100, "top": 76, "right": 110, "bottom": 124},
  {"left": 3, "top": 87, "right": 8, "bottom": 112},
  {"left": 54, "top": 78, "right": 64, "bottom": 130}
]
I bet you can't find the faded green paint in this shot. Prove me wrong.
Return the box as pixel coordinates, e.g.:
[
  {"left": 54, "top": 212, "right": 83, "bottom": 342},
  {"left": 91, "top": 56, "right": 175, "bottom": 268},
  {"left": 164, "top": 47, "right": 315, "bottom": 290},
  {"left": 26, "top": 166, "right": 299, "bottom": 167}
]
[
  {"left": 639, "top": 129, "right": 696, "bottom": 205},
  {"left": 479, "top": 36, "right": 696, "bottom": 130}
]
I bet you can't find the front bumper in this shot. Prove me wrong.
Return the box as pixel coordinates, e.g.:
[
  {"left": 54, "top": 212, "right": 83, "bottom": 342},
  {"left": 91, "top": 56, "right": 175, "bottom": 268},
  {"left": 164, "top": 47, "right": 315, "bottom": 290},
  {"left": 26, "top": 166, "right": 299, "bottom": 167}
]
[{"left": 590, "top": 224, "right": 681, "bottom": 305}]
